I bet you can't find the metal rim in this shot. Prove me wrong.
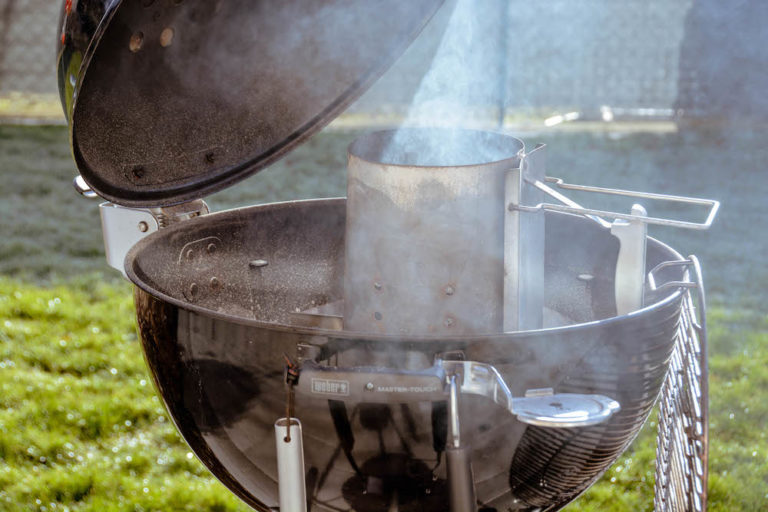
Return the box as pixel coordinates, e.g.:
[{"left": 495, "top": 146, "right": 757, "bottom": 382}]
[
  {"left": 125, "top": 198, "right": 687, "bottom": 341},
  {"left": 347, "top": 128, "right": 526, "bottom": 170}
]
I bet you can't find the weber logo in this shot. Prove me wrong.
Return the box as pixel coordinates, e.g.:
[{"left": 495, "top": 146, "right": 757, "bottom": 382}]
[{"left": 311, "top": 378, "right": 350, "bottom": 396}]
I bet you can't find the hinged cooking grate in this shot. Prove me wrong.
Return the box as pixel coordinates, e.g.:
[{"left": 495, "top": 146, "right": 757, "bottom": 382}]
[{"left": 655, "top": 256, "right": 708, "bottom": 512}]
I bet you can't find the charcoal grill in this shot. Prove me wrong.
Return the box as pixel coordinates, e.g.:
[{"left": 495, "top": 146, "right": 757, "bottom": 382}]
[{"left": 58, "top": 1, "right": 717, "bottom": 511}]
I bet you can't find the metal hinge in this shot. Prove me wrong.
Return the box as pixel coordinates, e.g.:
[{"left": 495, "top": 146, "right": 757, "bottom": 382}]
[{"left": 73, "top": 175, "right": 209, "bottom": 278}]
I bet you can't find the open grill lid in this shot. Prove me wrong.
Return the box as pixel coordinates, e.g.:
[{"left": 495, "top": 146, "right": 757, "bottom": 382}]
[{"left": 58, "top": 0, "right": 443, "bottom": 207}]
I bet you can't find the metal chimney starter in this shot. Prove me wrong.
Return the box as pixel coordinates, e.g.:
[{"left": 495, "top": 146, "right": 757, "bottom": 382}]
[{"left": 344, "top": 128, "right": 546, "bottom": 334}]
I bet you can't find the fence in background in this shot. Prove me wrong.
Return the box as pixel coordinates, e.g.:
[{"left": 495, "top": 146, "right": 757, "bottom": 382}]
[
  {"left": 0, "top": 0, "right": 62, "bottom": 121},
  {"left": 0, "top": 0, "right": 756, "bottom": 124}
]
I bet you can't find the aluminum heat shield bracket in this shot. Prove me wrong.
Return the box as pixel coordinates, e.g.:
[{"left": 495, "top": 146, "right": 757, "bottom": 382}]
[
  {"left": 74, "top": 174, "right": 209, "bottom": 278},
  {"left": 504, "top": 144, "right": 546, "bottom": 332}
]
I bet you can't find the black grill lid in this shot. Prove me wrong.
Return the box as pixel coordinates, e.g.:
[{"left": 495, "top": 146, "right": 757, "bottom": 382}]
[{"left": 63, "top": 0, "right": 443, "bottom": 207}]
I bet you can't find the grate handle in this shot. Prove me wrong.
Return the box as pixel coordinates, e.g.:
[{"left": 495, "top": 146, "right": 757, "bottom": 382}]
[{"left": 653, "top": 255, "right": 708, "bottom": 512}]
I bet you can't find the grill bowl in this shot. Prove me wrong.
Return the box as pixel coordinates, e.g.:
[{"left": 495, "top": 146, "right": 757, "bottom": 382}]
[{"left": 127, "top": 198, "right": 687, "bottom": 511}]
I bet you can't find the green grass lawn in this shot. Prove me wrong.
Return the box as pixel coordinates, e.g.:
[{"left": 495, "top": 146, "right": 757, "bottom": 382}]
[
  {"left": 1, "top": 279, "right": 766, "bottom": 511},
  {"left": 1, "top": 124, "right": 766, "bottom": 510}
]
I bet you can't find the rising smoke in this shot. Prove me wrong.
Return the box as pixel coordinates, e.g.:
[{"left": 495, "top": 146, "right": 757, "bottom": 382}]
[{"left": 380, "top": 0, "right": 508, "bottom": 165}]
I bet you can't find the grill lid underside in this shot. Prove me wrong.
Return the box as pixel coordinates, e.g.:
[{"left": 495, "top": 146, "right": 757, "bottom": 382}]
[{"left": 66, "top": 0, "right": 443, "bottom": 207}]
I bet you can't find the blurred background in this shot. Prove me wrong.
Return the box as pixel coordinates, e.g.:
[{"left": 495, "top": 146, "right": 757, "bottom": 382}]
[
  {"left": 0, "top": 0, "right": 766, "bottom": 511},
  {"left": 2, "top": 0, "right": 762, "bottom": 123}
]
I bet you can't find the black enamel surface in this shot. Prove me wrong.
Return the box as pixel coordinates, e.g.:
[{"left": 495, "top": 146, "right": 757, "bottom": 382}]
[
  {"left": 58, "top": 0, "right": 443, "bottom": 207},
  {"left": 130, "top": 199, "right": 686, "bottom": 511}
]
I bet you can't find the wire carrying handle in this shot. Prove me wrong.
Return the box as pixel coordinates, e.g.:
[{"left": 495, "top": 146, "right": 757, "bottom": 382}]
[{"left": 513, "top": 176, "right": 720, "bottom": 230}]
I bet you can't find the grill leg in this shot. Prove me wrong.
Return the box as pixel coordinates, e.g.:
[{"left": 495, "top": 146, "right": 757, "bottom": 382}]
[{"left": 447, "top": 375, "right": 477, "bottom": 512}]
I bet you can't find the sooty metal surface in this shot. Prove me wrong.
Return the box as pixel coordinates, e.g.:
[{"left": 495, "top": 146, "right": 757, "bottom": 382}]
[
  {"left": 344, "top": 129, "right": 530, "bottom": 335},
  {"left": 59, "top": 0, "right": 443, "bottom": 207},
  {"left": 126, "top": 199, "right": 688, "bottom": 511}
]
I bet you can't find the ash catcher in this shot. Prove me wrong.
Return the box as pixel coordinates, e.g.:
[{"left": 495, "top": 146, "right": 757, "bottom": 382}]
[{"left": 58, "top": 1, "right": 718, "bottom": 511}]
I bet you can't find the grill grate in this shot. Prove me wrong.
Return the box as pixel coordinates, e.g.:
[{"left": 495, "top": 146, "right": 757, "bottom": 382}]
[{"left": 654, "top": 256, "right": 708, "bottom": 512}]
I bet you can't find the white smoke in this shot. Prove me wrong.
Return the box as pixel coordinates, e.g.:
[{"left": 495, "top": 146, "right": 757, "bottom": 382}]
[{"left": 382, "top": 0, "right": 507, "bottom": 165}]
